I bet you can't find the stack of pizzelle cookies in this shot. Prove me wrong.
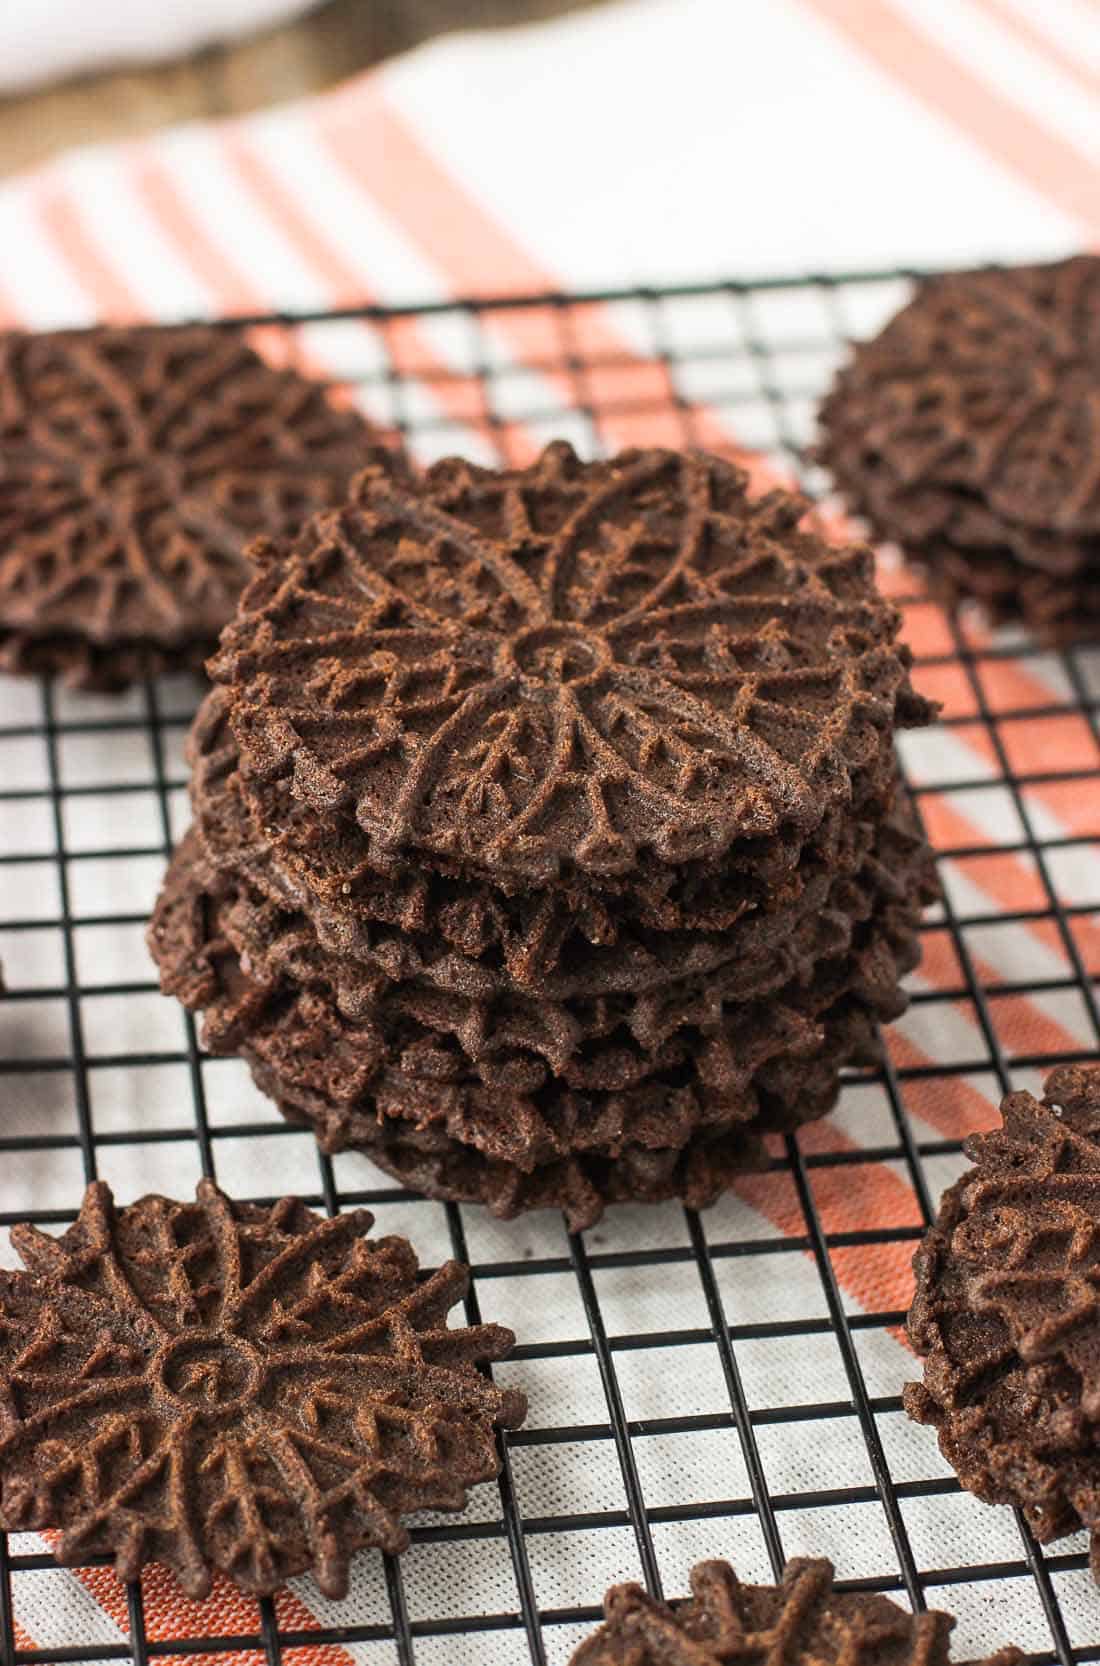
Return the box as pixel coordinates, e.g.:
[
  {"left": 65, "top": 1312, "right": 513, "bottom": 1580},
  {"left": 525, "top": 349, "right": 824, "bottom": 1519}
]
[
  {"left": 150, "top": 441, "right": 938, "bottom": 1228},
  {"left": 818, "top": 256, "right": 1100, "bottom": 640}
]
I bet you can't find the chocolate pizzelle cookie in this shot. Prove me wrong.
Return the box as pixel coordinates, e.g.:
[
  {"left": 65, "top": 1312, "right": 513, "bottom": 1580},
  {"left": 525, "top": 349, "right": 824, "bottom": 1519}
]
[
  {"left": 568, "top": 1557, "right": 1021, "bottom": 1666},
  {"left": 0, "top": 1178, "right": 524, "bottom": 1598},
  {"left": 0, "top": 324, "right": 402, "bottom": 689},
  {"left": 906, "top": 1065, "right": 1100, "bottom": 1575},
  {"left": 818, "top": 257, "right": 1100, "bottom": 639},
  {"left": 150, "top": 442, "right": 936, "bottom": 1224},
  {"left": 212, "top": 444, "right": 928, "bottom": 885}
]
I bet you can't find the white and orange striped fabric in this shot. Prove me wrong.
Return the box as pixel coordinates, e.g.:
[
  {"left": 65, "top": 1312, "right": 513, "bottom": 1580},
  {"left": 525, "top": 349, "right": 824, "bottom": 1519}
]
[{"left": 0, "top": 0, "right": 1098, "bottom": 1660}]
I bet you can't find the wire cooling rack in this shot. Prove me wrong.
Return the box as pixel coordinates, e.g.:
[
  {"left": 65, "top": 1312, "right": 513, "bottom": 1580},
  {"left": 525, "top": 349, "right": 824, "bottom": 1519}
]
[{"left": 0, "top": 268, "right": 1099, "bottom": 1666}]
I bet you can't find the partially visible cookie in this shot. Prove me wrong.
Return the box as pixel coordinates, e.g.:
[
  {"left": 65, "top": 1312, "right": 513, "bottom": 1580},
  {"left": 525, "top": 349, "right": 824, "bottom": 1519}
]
[
  {"left": 0, "top": 1177, "right": 525, "bottom": 1598},
  {"left": 905, "top": 1065, "right": 1100, "bottom": 1575},
  {"left": 0, "top": 629, "right": 212, "bottom": 692},
  {"left": 568, "top": 1557, "right": 1020, "bottom": 1666},
  {"left": 818, "top": 257, "right": 1100, "bottom": 639},
  {"left": 0, "top": 325, "right": 403, "bottom": 689}
]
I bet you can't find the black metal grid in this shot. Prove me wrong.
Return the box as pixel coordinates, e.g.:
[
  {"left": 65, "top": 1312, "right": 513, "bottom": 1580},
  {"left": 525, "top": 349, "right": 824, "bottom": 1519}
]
[{"left": 0, "top": 267, "right": 1098, "bottom": 1666}]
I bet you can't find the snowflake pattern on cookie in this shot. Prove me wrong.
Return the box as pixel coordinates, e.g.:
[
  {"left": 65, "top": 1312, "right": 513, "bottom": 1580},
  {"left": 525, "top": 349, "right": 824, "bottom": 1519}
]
[
  {"left": 0, "top": 325, "right": 386, "bottom": 657},
  {"left": 0, "top": 1179, "right": 524, "bottom": 1598},
  {"left": 569, "top": 1557, "right": 1020, "bottom": 1666},
  {"left": 817, "top": 257, "right": 1100, "bottom": 634},
  {"left": 906, "top": 1065, "right": 1100, "bottom": 1577},
  {"left": 216, "top": 442, "right": 923, "bottom": 883}
]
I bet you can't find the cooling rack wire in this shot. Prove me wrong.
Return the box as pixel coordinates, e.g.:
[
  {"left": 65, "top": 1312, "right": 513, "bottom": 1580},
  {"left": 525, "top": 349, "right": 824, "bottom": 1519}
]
[{"left": 0, "top": 266, "right": 1098, "bottom": 1666}]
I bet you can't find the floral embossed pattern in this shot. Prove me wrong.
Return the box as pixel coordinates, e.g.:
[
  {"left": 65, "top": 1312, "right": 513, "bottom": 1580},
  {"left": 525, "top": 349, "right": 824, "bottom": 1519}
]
[
  {"left": 818, "top": 256, "right": 1100, "bottom": 639},
  {"left": 906, "top": 1065, "right": 1100, "bottom": 1576},
  {"left": 0, "top": 325, "right": 394, "bottom": 688},
  {"left": 568, "top": 1557, "right": 1020, "bottom": 1666},
  {"left": 216, "top": 442, "right": 925, "bottom": 884},
  {"left": 0, "top": 1179, "right": 524, "bottom": 1598},
  {"left": 152, "top": 444, "right": 936, "bottom": 1227}
]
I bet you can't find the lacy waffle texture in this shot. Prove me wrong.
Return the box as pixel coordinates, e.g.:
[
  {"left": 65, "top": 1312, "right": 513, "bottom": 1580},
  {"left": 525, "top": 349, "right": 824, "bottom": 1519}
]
[
  {"left": 568, "top": 1556, "right": 1022, "bottom": 1666},
  {"left": 818, "top": 257, "right": 1100, "bottom": 640},
  {"left": 150, "top": 443, "right": 937, "bottom": 1226},
  {"left": 0, "top": 1179, "right": 525, "bottom": 1598},
  {"left": 0, "top": 325, "right": 402, "bottom": 688},
  {"left": 906, "top": 1066, "right": 1100, "bottom": 1578}
]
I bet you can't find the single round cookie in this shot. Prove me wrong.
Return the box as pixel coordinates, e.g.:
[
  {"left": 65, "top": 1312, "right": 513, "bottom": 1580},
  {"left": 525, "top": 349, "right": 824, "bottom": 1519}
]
[
  {"left": 905, "top": 1065, "right": 1100, "bottom": 1576},
  {"left": 0, "top": 1177, "right": 524, "bottom": 1598},
  {"left": 0, "top": 324, "right": 402, "bottom": 689},
  {"left": 818, "top": 257, "right": 1100, "bottom": 639},
  {"left": 568, "top": 1556, "right": 1021, "bottom": 1666},
  {"left": 213, "top": 442, "right": 928, "bottom": 885}
]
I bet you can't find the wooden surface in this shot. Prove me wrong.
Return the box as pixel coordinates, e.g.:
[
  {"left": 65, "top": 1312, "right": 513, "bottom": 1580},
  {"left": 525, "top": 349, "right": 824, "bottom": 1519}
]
[{"left": 0, "top": 0, "right": 598, "bottom": 177}]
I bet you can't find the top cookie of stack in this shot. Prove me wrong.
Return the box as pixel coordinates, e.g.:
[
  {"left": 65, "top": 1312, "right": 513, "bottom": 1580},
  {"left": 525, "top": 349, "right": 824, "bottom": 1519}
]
[{"left": 152, "top": 442, "right": 936, "bottom": 1227}]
